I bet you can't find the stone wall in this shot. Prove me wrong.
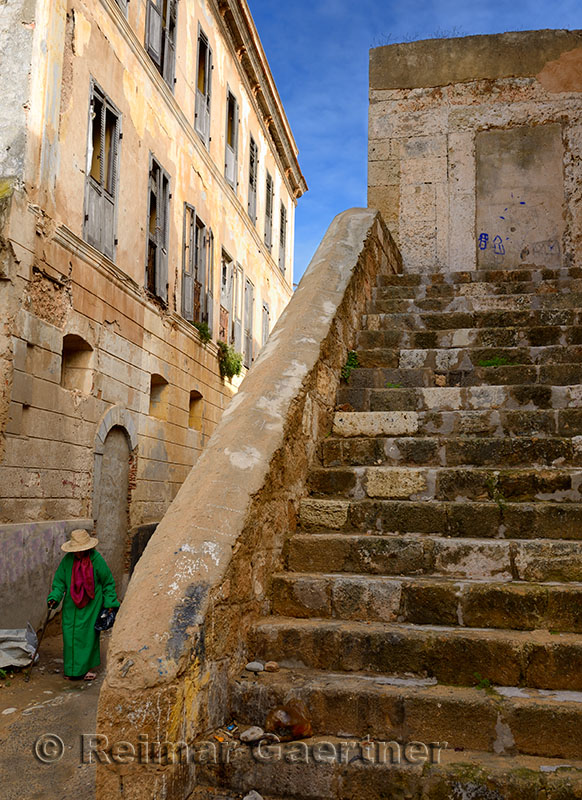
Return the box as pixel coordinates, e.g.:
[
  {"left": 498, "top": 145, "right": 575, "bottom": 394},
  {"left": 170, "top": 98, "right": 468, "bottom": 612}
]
[
  {"left": 96, "top": 208, "right": 401, "bottom": 799},
  {"left": 368, "top": 29, "right": 582, "bottom": 273}
]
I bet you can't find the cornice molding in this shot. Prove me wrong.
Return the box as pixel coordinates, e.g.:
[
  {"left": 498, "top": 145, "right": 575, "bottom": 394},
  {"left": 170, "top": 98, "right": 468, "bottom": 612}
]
[{"left": 211, "top": 0, "right": 308, "bottom": 199}]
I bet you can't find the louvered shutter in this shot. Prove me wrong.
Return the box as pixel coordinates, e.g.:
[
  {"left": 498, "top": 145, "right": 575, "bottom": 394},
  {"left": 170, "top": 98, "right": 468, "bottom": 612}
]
[
  {"left": 182, "top": 207, "right": 194, "bottom": 321},
  {"left": 248, "top": 139, "right": 257, "bottom": 221},
  {"left": 156, "top": 170, "right": 169, "bottom": 304},
  {"left": 162, "top": 0, "right": 177, "bottom": 88},
  {"left": 146, "top": 0, "right": 163, "bottom": 67},
  {"left": 206, "top": 229, "right": 214, "bottom": 335},
  {"left": 233, "top": 265, "right": 243, "bottom": 351}
]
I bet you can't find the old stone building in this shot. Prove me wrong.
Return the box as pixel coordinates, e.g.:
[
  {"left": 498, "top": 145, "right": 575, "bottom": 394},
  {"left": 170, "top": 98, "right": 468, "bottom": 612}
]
[{"left": 0, "top": 0, "right": 306, "bottom": 626}]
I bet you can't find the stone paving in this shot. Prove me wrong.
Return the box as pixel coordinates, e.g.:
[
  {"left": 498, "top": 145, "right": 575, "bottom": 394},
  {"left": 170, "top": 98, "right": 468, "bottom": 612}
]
[{"left": 0, "top": 621, "right": 108, "bottom": 800}]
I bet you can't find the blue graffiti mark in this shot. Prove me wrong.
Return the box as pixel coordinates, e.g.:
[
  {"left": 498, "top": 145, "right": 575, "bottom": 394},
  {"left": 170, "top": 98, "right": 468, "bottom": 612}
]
[
  {"left": 493, "top": 236, "right": 505, "bottom": 255},
  {"left": 478, "top": 233, "right": 489, "bottom": 250},
  {"left": 520, "top": 201, "right": 526, "bottom": 205},
  {"left": 499, "top": 216, "right": 505, "bottom": 220}
]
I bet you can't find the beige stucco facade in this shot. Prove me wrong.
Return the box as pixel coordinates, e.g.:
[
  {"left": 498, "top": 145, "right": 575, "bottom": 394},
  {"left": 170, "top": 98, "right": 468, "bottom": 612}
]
[{"left": 0, "top": 0, "right": 306, "bottom": 626}]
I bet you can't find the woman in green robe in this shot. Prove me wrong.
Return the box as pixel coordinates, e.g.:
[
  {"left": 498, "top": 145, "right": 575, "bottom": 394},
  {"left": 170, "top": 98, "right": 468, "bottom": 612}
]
[{"left": 47, "top": 528, "right": 120, "bottom": 680}]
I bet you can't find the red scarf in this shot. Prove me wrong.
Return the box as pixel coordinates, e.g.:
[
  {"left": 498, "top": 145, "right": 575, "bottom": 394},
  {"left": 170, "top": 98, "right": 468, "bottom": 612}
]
[{"left": 70, "top": 554, "right": 95, "bottom": 608}]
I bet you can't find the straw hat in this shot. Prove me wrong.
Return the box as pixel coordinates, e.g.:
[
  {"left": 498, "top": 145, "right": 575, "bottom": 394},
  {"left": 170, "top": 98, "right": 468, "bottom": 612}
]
[{"left": 61, "top": 529, "right": 99, "bottom": 553}]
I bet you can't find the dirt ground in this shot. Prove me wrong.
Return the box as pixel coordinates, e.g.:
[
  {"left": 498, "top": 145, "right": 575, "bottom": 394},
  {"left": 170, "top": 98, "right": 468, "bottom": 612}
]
[{"left": 0, "top": 616, "right": 110, "bottom": 800}]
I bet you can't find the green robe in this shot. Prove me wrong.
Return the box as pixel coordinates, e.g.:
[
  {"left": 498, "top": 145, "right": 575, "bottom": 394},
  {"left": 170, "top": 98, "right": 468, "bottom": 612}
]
[{"left": 47, "top": 550, "right": 120, "bottom": 678}]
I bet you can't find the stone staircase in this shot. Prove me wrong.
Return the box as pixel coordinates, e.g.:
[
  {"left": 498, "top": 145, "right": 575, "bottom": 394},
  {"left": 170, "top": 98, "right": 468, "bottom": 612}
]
[{"left": 196, "top": 264, "right": 582, "bottom": 799}]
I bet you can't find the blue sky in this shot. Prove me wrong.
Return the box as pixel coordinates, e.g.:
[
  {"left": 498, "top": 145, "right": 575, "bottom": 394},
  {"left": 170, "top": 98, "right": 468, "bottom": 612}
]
[{"left": 246, "top": 0, "right": 580, "bottom": 284}]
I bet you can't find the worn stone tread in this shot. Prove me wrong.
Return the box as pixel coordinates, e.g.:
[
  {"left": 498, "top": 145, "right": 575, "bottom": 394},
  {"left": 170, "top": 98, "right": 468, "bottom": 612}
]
[
  {"left": 288, "top": 532, "right": 582, "bottom": 582},
  {"left": 357, "top": 324, "right": 582, "bottom": 350},
  {"left": 356, "top": 344, "right": 582, "bottom": 370},
  {"left": 372, "top": 277, "right": 582, "bottom": 299},
  {"left": 347, "top": 363, "right": 582, "bottom": 389},
  {"left": 251, "top": 616, "right": 582, "bottom": 691},
  {"left": 363, "top": 309, "right": 581, "bottom": 332},
  {"left": 194, "top": 738, "right": 582, "bottom": 800},
  {"left": 322, "top": 433, "right": 582, "bottom": 468},
  {"left": 368, "top": 292, "right": 582, "bottom": 315},
  {"left": 229, "top": 667, "right": 582, "bottom": 759},
  {"left": 377, "top": 265, "right": 582, "bottom": 286},
  {"left": 298, "top": 497, "right": 582, "bottom": 539},
  {"left": 270, "top": 571, "right": 582, "bottom": 631},
  {"left": 330, "top": 409, "right": 582, "bottom": 439},
  {"left": 337, "top": 383, "right": 582, "bottom": 411}
]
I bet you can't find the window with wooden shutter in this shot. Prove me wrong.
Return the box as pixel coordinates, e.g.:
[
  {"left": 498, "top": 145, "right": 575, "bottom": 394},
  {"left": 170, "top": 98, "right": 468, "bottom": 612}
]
[
  {"left": 264, "top": 172, "right": 273, "bottom": 251},
  {"left": 207, "top": 229, "right": 214, "bottom": 336},
  {"left": 225, "top": 90, "right": 238, "bottom": 188},
  {"left": 145, "top": 0, "right": 177, "bottom": 89},
  {"left": 261, "top": 302, "right": 270, "bottom": 348},
  {"left": 182, "top": 205, "right": 213, "bottom": 333},
  {"left": 278, "top": 202, "right": 287, "bottom": 273},
  {"left": 84, "top": 83, "right": 121, "bottom": 261},
  {"left": 182, "top": 203, "right": 196, "bottom": 321},
  {"left": 220, "top": 251, "right": 233, "bottom": 342},
  {"left": 146, "top": 155, "right": 170, "bottom": 304},
  {"left": 232, "top": 264, "right": 243, "bottom": 351},
  {"left": 243, "top": 277, "right": 254, "bottom": 368},
  {"left": 195, "top": 29, "right": 212, "bottom": 147},
  {"left": 248, "top": 137, "right": 258, "bottom": 223}
]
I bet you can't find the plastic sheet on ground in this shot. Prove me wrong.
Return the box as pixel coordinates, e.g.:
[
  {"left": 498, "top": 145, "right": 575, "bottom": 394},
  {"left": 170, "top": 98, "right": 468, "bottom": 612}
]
[{"left": 0, "top": 624, "right": 38, "bottom": 668}]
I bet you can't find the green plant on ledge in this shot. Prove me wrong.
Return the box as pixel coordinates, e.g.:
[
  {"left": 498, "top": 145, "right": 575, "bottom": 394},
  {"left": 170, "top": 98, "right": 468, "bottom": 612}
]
[
  {"left": 217, "top": 340, "right": 243, "bottom": 380},
  {"left": 193, "top": 320, "right": 212, "bottom": 343},
  {"left": 477, "top": 355, "right": 513, "bottom": 368},
  {"left": 341, "top": 350, "right": 360, "bottom": 383}
]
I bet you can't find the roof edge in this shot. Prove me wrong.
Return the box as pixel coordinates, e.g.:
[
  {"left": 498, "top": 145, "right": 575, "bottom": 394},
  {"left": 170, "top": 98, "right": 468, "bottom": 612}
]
[{"left": 214, "top": 0, "right": 308, "bottom": 199}]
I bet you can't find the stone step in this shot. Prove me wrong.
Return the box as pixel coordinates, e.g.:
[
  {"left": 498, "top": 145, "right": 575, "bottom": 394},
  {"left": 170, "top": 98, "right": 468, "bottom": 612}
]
[
  {"left": 331, "top": 408, "right": 582, "bottom": 439},
  {"left": 298, "top": 497, "right": 582, "bottom": 540},
  {"left": 229, "top": 668, "right": 582, "bottom": 760},
  {"left": 357, "top": 344, "right": 582, "bottom": 370},
  {"left": 288, "top": 533, "right": 582, "bottom": 582},
  {"left": 322, "top": 434, "right": 582, "bottom": 468},
  {"left": 346, "top": 363, "right": 582, "bottom": 388},
  {"left": 369, "top": 292, "right": 582, "bottom": 315},
  {"left": 308, "top": 465, "right": 582, "bottom": 503},
  {"left": 251, "top": 617, "right": 582, "bottom": 691},
  {"left": 363, "top": 308, "right": 580, "bottom": 331},
  {"left": 270, "top": 572, "right": 582, "bottom": 632},
  {"left": 356, "top": 324, "right": 582, "bottom": 351},
  {"left": 194, "top": 739, "right": 582, "bottom": 800},
  {"left": 336, "top": 384, "right": 582, "bottom": 412},
  {"left": 376, "top": 265, "right": 582, "bottom": 287},
  {"left": 372, "top": 277, "right": 582, "bottom": 300}
]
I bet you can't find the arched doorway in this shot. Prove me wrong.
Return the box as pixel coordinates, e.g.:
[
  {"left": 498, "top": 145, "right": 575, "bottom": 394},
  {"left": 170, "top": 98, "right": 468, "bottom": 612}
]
[{"left": 95, "top": 426, "right": 130, "bottom": 595}]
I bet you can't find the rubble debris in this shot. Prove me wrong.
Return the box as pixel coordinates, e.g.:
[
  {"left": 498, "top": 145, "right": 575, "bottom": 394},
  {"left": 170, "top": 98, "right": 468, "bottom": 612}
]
[
  {"left": 243, "top": 792, "right": 263, "bottom": 800},
  {"left": 264, "top": 661, "right": 279, "bottom": 672},
  {"left": 265, "top": 697, "right": 312, "bottom": 741},
  {"left": 240, "top": 726, "right": 264, "bottom": 743},
  {"left": 245, "top": 661, "right": 264, "bottom": 673}
]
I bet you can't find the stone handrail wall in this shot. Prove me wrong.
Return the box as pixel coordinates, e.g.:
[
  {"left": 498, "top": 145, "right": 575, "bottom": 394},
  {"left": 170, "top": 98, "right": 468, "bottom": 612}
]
[{"left": 96, "top": 208, "right": 401, "bottom": 799}]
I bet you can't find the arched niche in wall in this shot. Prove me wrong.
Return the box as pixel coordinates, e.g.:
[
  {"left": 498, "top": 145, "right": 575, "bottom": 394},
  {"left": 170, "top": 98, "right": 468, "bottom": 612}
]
[
  {"left": 92, "top": 406, "right": 138, "bottom": 595},
  {"left": 61, "top": 334, "right": 94, "bottom": 394}
]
